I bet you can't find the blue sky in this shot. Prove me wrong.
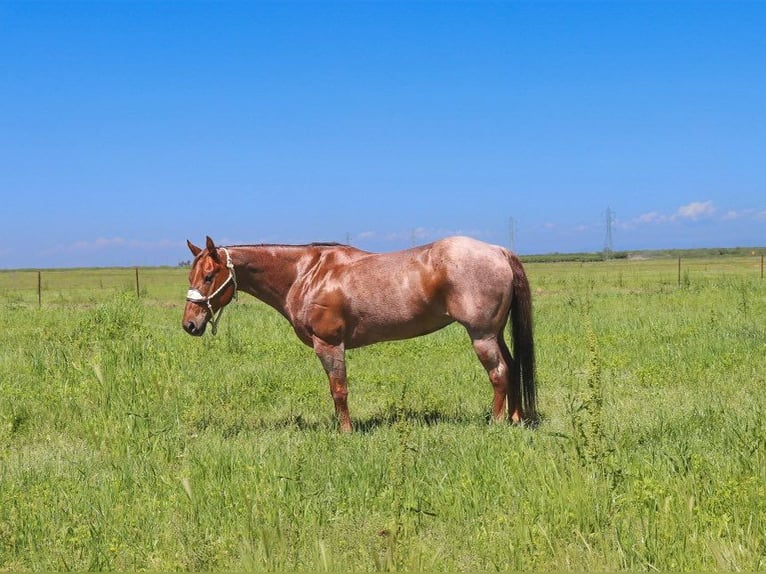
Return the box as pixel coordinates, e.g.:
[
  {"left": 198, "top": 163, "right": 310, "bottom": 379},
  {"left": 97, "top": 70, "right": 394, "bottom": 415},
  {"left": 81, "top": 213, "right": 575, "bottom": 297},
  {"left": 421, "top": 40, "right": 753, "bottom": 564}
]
[{"left": 1, "top": 1, "right": 764, "bottom": 268}]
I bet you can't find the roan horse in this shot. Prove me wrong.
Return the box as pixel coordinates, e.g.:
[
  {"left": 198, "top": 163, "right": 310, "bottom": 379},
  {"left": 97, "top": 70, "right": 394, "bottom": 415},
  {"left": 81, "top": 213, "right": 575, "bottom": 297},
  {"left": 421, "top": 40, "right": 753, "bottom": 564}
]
[{"left": 182, "top": 236, "right": 536, "bottom": 432}]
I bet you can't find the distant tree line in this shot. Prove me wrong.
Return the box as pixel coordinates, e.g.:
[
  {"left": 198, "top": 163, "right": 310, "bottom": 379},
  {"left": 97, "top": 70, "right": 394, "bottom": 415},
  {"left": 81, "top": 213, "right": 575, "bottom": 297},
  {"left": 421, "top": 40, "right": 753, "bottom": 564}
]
[{"left": 521, "top": 246, "right": 763, "bottom": 263}]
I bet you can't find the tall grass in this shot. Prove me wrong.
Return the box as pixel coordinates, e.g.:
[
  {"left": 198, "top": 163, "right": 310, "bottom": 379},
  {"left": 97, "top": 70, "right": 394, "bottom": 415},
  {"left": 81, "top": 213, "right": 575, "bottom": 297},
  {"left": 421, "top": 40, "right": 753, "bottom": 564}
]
[{"left": 1, "top": 258, "right": 764, "bottom": 570}]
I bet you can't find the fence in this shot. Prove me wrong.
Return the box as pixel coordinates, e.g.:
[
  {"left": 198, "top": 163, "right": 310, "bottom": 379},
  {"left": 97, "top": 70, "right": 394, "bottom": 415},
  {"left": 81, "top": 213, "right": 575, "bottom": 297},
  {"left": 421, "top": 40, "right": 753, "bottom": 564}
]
[
  {"left": 1, "top": 255, "right": 763, "bottom": 309},
  {"left": 523, "top": 254, "right": 765, "bottom": 294},
  {"left": 0, "top": 267, "right": 189, "bottom": 307}
]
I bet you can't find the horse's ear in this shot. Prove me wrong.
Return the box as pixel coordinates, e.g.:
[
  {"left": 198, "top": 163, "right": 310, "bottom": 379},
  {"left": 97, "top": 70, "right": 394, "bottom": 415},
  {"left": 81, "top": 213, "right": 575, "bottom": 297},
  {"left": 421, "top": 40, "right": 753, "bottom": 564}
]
[
  {"left": 187, "top": 240, "right": 202, "bottom": 257},
  {"left": 205, "top": 236, "right": 220, "bottom": 261}
]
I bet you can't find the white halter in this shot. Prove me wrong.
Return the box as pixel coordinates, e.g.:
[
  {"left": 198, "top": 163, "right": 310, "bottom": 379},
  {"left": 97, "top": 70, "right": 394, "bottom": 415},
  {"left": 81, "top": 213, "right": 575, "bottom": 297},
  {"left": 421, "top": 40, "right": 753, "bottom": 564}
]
[{"left": 186, "top": 247, "right": 237, "bottom": 335}]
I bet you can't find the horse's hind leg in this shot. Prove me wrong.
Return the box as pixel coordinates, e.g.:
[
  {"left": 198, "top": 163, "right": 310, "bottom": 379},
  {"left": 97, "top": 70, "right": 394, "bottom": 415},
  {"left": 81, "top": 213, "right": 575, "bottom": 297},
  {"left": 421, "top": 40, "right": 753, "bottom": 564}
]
[{"left": 472, "top": 336, "right": 511, "bottom": 423}]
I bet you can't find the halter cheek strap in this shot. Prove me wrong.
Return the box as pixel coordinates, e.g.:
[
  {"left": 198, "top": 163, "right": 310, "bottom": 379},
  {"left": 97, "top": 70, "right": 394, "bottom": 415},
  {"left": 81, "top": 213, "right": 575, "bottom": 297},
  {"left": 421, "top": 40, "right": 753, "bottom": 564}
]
[{"left": 186, "top": 247, "right": 238, "bottom": 335}]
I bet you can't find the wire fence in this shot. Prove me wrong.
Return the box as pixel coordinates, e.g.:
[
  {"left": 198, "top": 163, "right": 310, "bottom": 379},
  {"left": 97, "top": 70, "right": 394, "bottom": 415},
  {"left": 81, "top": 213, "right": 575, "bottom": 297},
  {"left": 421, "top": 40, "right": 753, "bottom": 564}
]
[
  {"left": 0, "top": 267, "right": 189, "bottom": 307},
  {"left": 530, "top": 254, "right": 764, "bottom": 286},
  {"left": 1, "top": 255, "right": 763, "bottom": 309}
]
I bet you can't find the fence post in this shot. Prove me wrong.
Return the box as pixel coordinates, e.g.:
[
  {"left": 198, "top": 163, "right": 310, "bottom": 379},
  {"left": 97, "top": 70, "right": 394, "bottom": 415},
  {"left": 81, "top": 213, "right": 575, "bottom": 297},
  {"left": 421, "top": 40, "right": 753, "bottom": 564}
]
[
  {"left": 38, "top": 270, "right": 42, "bottom": 308},
  {"left": 677, "top": 256, "right": 681, "bottom": 287},
  {"left": 135, "top": 267, "right": 140, "bottom": 298},
  {"left": 761, "top": 254, "right": 764, "bottom": 280}
]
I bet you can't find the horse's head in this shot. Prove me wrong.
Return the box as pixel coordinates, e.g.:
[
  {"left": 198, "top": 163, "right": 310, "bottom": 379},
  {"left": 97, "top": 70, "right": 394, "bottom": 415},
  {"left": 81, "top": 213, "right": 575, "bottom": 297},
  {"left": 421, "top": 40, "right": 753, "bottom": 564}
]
[{"left": 182, "top": 236, "right": 237, "bottom": 336}]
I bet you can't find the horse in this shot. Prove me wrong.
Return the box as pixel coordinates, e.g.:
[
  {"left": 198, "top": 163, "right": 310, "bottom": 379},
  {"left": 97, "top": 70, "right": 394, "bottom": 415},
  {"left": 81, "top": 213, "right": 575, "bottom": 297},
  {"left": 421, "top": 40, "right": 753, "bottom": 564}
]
[{"left": 182, "top": 235, "right": 537, "bottom": 432}]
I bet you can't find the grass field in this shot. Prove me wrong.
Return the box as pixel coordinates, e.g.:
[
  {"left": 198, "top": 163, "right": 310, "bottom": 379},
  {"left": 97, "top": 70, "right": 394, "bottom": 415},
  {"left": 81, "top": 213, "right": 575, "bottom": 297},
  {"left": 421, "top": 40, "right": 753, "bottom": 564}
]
[{"left": 1, "top": 256, "right": 764, "bottom": 570}]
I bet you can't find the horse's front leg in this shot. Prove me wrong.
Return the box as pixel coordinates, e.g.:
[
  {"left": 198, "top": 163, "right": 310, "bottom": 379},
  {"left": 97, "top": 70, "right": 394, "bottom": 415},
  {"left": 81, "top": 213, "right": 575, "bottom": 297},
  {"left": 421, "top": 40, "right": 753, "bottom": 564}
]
[{"left": 312, "top": 337, "right": 352, "bottom": 433}]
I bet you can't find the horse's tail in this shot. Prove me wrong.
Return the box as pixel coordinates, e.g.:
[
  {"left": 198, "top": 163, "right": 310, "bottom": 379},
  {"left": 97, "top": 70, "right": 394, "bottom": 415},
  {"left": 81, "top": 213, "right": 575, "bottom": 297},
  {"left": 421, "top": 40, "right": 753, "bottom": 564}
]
[{"left": 509, "top": 253, "right": 537, "bottom": 422}]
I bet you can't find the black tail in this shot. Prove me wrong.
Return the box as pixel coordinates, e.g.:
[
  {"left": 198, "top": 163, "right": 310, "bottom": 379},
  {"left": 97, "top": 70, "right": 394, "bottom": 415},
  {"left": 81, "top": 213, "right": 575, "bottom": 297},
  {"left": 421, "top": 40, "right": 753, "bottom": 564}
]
[{"left": 509, "top": 254, "right": 537, "bottom": 422}]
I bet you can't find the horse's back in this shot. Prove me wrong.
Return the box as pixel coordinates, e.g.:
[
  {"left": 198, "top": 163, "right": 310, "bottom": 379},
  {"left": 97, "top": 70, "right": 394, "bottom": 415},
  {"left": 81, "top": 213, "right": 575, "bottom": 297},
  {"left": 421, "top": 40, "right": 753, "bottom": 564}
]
[
  {"left": 331, "top": 236, "right": 514, "bottom": 345},
  {"left": 429, "top": 236, "right": 512, "bottom": 275}
]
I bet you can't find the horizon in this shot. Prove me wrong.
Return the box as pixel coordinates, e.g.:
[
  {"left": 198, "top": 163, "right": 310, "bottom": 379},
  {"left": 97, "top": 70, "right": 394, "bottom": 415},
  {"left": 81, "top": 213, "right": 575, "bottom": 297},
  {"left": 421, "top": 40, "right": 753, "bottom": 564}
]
[
  {"left": 2, "top": 1, "right": 764, "bottom": 269},
  {"left": 3, "top": 242, "right": 764, "bottom": 273}
]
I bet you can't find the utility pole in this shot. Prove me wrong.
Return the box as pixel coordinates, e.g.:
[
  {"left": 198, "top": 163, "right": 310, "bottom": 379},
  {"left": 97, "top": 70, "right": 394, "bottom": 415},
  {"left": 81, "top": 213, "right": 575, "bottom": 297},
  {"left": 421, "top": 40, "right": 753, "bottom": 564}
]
[
  {"left": 508, "top": 217, "right": 517, "bottom": 253},
  {"left": 604, "top": 207, "right": 615, "bottom": 260}
]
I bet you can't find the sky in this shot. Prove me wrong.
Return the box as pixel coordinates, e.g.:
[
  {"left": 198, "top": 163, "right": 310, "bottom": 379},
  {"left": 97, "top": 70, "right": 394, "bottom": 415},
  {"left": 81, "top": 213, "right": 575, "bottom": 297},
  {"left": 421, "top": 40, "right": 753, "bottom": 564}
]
[{"left": 1, "top": 1, "right": 764, "bottom": 269}]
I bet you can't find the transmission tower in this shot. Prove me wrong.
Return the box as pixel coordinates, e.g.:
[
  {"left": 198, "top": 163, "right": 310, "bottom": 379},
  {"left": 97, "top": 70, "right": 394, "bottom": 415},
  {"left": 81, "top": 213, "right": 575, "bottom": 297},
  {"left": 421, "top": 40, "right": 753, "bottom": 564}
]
[{"left": 604, "top": 207, "right": 615, "bottom": 260}]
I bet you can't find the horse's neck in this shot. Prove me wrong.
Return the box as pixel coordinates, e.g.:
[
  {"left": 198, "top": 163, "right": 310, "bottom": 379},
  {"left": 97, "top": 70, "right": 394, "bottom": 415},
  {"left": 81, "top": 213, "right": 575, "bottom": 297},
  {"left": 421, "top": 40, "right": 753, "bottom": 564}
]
[{"left": 229, "top": 245, "right": 310, "bottom": 315}]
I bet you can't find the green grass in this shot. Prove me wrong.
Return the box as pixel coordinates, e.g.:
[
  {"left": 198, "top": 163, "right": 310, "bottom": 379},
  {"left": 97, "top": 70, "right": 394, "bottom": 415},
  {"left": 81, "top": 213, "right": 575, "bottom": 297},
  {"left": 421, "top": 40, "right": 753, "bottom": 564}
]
[{"left": 1, "top": 258, "right": 765, "bottom": 570}]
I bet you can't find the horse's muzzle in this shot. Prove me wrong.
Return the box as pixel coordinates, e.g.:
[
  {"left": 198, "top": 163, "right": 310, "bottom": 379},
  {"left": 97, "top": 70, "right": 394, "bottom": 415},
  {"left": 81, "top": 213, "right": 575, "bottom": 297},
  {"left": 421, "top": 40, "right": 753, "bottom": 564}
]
[{"left": 183, "top": 319, "right": 207, "bottom": 336}]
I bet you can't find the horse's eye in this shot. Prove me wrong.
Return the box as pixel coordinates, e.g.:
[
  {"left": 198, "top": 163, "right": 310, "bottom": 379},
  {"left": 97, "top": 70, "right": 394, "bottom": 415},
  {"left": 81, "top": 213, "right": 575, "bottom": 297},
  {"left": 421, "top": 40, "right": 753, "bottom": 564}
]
[{"left": 204, "top": 274, "right": 214, "bottom": 283}]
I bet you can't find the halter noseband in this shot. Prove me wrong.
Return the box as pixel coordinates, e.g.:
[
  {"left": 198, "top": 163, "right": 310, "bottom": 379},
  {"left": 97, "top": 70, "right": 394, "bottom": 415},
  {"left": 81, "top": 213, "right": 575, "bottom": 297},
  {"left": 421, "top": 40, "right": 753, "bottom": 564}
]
[{"left": 186, "top": 247, "right": 238, "bottom": 335}]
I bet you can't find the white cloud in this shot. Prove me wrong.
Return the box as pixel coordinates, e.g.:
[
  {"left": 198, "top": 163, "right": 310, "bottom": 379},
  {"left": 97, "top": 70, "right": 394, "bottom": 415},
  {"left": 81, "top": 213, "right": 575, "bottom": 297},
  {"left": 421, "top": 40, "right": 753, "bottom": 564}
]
[
  {"left": 383, "top": 227, "right": 486, "bottom": 243},
  {"left": 45, "top": 237, "right": 181, "bottom": 255},
  {"left": 676, "top": 201, "right": 715, "bottom": 220},
  {"left": 636, "top": 211, "right": 668, "bottom": 224},
  {"left": 631, "top": 201, "right": 719, "bottom": 228},
  {"left": 385, "top": 227, "right": 430, "bottom": 242},
  {"left": 76, "top": 237, "right": 127, "bottom": 250},
  {"left": 723, "top": 208, "right": 766, "bottom": 221}
]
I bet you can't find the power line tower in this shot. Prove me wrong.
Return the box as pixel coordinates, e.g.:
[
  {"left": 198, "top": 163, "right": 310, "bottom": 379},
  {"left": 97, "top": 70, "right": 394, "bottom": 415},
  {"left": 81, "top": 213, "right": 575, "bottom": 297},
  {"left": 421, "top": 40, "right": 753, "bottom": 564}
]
[
  {"left": 604, "top": 207, "right": 615, "bottom": 260},
  {"left": 508, "top": 217, "right": 517, "bottom": 253}
]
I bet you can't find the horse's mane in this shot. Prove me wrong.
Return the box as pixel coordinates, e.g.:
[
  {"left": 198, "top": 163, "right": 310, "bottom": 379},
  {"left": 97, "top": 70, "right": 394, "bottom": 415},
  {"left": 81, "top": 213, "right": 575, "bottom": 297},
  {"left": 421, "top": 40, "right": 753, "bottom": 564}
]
[{"left": 228, "top": 242, "right": 346, "bottom": 249}]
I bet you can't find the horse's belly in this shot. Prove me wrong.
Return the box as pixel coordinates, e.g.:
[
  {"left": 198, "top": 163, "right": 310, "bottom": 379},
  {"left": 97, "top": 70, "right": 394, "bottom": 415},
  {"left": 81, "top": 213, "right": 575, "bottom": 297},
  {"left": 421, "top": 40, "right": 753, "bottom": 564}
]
[{"left": 345, "top": 307, "right": 453, "bottom": 348}]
